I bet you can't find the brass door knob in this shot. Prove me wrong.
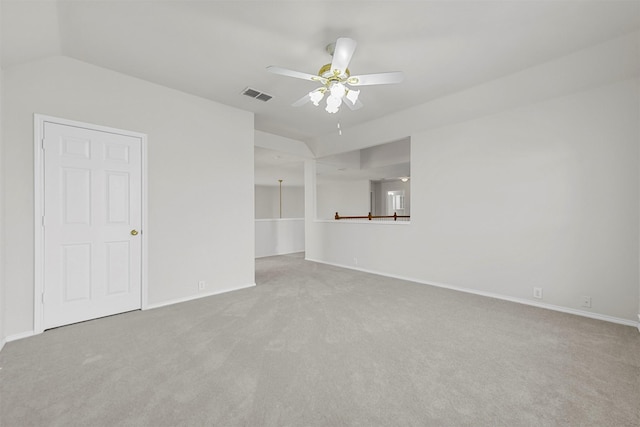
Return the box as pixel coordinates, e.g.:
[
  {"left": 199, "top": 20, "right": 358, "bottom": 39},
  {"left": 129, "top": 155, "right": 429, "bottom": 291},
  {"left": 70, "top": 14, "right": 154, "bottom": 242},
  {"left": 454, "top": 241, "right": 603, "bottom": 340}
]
[{"left": 130, "top": 229, "right": 139, "bottom": 236}]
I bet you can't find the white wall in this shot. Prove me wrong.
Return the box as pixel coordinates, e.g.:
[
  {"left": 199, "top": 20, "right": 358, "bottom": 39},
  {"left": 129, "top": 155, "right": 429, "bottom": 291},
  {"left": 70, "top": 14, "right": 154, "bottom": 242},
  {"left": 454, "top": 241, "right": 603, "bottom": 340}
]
[
  {"left": 310, "top": 32, "right": 640, "bottom": 157},
  {"left": 0, "top": 0, "right": 5, "bottom": 349},
  {"left": 308, "top": 78, "right": 639, "bottom": 323},
  {"left": 255, "top": 219, "right": 305, "bottom": 258},
  {"left": 316, "top": 179, "right": 370, "bottom": 220},
  {"left": 254, "top": 130, "right": 314, "bottom": 158},
  {"left": 306, "top": 33, "right": 640, "bottom": 325},
  {"left": 255, "top": 185, "right": 304, "bottom": 219},
  {"left": 360, "top": 139, "right": 410, "bottom": 169},
  {"left": 2, "top": 56, "right": 255, "bottom": 337}
]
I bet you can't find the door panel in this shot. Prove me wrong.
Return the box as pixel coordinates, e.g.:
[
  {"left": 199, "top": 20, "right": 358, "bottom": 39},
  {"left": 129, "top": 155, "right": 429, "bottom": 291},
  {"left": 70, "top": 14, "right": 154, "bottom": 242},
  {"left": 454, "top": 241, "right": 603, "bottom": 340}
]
[
  {"left": 43, "top": 122, "right": 142, "bottom": 329},
  {"left": 62, "top": 168, "right": 92, "bottom": 224},
  {"left": 106, "top": 241, "right": 130, "bottom": 295},
  {"left": 106, "top": 172, "right": 130, "bottom": 223},
  {"left": 62, "top": 243, "right": 92, "bottom": 302}
]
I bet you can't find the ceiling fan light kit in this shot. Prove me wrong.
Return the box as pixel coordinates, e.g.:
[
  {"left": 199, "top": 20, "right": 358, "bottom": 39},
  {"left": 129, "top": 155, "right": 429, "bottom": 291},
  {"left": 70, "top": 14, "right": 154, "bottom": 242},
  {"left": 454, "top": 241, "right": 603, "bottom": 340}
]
[{"left": 267, "top": 37, "right": 404, "bottom": 115}]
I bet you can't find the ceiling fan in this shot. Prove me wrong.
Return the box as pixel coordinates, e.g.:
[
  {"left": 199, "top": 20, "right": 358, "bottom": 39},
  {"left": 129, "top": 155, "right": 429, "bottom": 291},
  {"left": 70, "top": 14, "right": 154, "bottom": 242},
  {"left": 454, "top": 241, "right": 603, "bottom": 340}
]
[{"left": 267, "top": 37, "right": 404, "bottom": 114}]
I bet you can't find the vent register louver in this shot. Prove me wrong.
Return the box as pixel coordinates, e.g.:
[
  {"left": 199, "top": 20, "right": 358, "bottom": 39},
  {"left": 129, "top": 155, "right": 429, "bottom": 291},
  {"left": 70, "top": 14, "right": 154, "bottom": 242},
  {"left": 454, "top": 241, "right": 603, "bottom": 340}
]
[{"left": 241, "top": 87, "right": 273, "bottom": 102}]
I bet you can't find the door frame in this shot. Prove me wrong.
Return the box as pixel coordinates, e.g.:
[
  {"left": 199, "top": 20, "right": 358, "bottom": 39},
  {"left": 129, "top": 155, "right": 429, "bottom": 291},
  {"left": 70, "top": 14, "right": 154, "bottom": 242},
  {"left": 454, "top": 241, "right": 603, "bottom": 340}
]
[{"left": 33, "top": 114, "right": 149, "bottom": 334}]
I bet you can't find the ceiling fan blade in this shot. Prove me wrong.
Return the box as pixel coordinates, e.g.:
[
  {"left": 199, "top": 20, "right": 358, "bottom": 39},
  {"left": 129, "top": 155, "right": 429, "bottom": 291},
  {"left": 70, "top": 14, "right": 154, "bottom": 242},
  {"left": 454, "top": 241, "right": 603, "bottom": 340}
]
[
  {"left": 347, "top": 71, "right": 404, "bottom": 86},
  {"left": 344, "top": 98, "right": 364, "bottom": 111},
  {"left": 330, "top": 37, "right": 357, "bottom": 75},
  {"left": 267, "top": 66, "right": 327, "bottom": 84},
  {"left": 292, "top": 93, "right": 311, "bottom": 107}
]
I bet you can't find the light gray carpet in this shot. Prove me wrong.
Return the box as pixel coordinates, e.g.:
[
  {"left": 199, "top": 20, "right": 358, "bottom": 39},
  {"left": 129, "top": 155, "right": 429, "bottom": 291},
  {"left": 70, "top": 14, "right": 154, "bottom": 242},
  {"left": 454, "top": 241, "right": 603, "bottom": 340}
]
[{"left": 1, "top": 253, "right": 639, "bottom": 426}]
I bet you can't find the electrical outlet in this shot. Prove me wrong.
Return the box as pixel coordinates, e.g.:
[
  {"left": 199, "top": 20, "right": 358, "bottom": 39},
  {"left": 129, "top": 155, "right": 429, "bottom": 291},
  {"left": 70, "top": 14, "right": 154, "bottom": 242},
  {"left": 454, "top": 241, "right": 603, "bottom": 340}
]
[
  {"left": 198, "top": 281, "right": 206, "bottom": 291},
  {"left": 581, "top": 296, "right": 592, "bottom": 308},
  {"left": 533, "top": 287, "right": 543, "bottom": 299}
]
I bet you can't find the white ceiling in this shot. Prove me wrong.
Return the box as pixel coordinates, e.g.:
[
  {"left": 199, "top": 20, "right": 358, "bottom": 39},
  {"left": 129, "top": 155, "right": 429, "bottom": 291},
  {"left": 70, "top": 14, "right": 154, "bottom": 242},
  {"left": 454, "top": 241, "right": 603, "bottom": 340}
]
[{"left": 3, "top": 0, "right": 639, "bottom": 146}]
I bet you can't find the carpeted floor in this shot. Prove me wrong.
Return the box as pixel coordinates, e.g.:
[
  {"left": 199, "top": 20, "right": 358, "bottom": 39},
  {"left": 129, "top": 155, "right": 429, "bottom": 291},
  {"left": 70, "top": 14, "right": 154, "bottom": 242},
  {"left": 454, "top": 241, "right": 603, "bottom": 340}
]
[{"left": 1, "top": 253, "right": 639, "bottom": 426}]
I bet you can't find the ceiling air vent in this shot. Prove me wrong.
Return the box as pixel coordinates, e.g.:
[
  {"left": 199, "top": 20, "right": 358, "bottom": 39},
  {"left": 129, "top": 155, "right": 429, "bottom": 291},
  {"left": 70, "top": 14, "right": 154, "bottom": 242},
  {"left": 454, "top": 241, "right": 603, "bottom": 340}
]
[{"left": 241, "top": 87, "right": 273, "bottom": 102}]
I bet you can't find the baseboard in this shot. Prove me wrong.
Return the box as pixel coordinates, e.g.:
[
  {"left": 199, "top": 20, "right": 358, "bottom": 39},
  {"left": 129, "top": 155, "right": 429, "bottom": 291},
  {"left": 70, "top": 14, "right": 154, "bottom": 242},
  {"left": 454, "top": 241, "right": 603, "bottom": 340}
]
[
  {"left": 0, "top": 284, "right": 258, "bottom": 348},
  {"left": 5, "top": 330, "right": 37, "bottom": 343},
  {"left": 306, "top": 257, "right": 640, "bottom": 329},
  {"left": 144, "top": 282, "right": 256, "bottom": 310},
  {"left": 256, "top": 249, "right": 305, "bottom": 259}
]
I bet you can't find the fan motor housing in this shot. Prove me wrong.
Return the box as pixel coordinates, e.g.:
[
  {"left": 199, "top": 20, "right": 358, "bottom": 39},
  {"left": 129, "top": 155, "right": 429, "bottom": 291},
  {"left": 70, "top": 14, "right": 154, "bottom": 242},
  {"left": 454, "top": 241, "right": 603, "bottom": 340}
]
[{"left": 318, "top": 63, "right": 350, "bottom": 80}]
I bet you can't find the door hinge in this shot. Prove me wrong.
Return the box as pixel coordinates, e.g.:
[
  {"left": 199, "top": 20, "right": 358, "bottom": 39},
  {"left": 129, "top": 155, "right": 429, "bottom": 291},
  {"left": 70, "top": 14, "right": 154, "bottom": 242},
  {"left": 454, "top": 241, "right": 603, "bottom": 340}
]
[
  {"left": 42, "top": 215, "right": 45, "bottom": 227},
  {"left": 41, "top": 292, "right": 45, "bottom": 304},
  {"left": 41, "top": 139, "right": 45, "bottom": 150}
]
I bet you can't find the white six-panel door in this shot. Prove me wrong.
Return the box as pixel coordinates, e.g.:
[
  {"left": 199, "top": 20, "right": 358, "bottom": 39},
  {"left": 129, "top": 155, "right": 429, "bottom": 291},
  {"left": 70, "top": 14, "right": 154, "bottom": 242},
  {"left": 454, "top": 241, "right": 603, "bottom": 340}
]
[{"left": 42, "top": 121, "right": 142, "bottom": 329}]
